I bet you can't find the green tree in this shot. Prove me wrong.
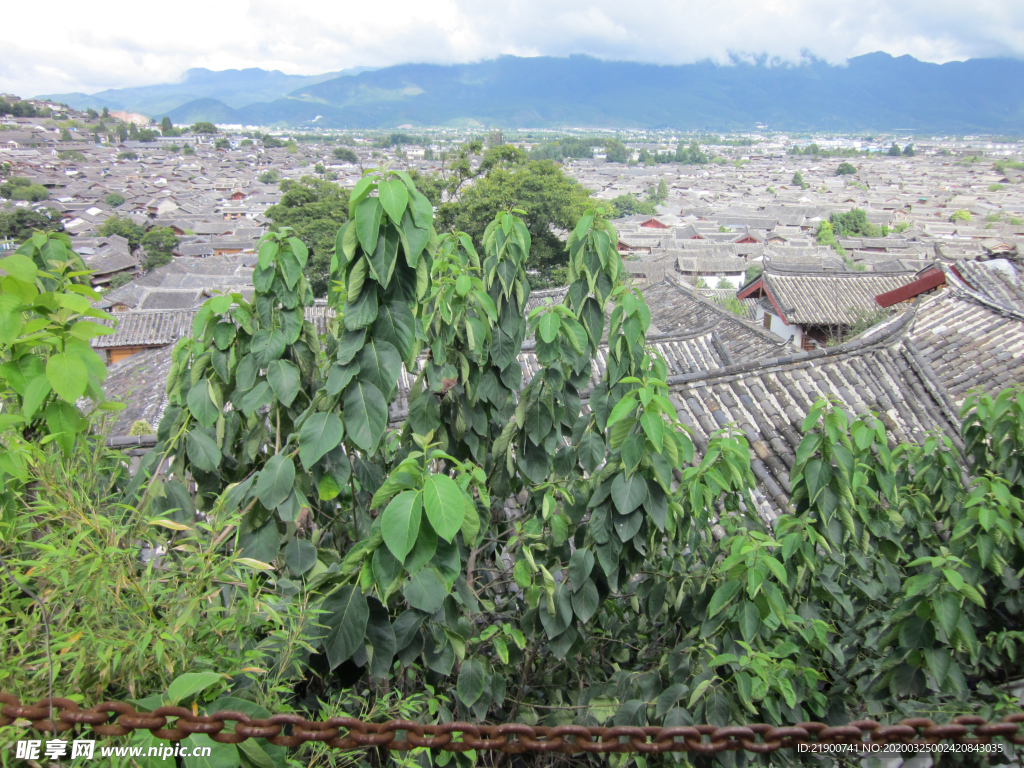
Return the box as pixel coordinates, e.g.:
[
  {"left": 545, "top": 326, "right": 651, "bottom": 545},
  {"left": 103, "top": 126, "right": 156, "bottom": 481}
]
[
  {"left": 836, "top": 162, "right": 857, "bottom": 176},
  {"left": 791, "top": 171, "right": 806, "bottom": 188},
  {"left": 604, "top": 139, "right": 630, "bottom": 163},
  {"left": 215, "top": 138, "right": 230, "bottom": 150},
  {"left": 0, "top": 177, "right": 49, "bottom": 202},
  {"left": 191, "top": 121, "right": 217, "bottom": 134},
  {"left": 140, "top": 227, "right": 179, "bottom": 270},
  {"left": 903, "top": 143, "right": 915, "bottom": 157},
  {"left": 609, "top": 194, "right": 657, "bottom": 218},
  {"left": 183, "top": 145, "right": 195, "bottom": 156},
  {"left": 830, "top": 208, "right": 880, "bottom": 238},
  {"left": 951, "top": 209, "right": 972, "bottom": 223},
  {"left": 100, "top": 216, "right": 145, "bottom": 251},
  {"left": 263, "top": 176, "right": 351, "bottom": 296},
  {"left": 313, "top": 162, "right": 325, "bottom": 175},
  {"left": 332, "top": 147, "right": 358, "bottom": 163},
  {"left": 0, "top": 208, "right": 62, "bottom": 240},
  {"left": 60, "top": 128, "right": 73, "bottom": 142},
  {"left": 744, "top": 260, "right": 763, "bottom": 284},
  {"left": 888, "top": 141, "right": 902, "bottom": 156},
  {"left": 160, "top": 116, "right": 173, "bottom": 133},
  {"left": 105, "top": 193, "right": 125, "bottom": 207},
  {"left": 117, "top": 151, "right": 137, "bottom": 161},
  {"left": 258, "top": 170, "right": 279, "bottom": 184},
  {"left": 436, "top": 153, "right": 592, "bottom": 287}
]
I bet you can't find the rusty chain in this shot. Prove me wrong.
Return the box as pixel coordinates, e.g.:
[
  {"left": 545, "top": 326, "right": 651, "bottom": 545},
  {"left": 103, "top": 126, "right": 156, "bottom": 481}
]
[{"left": 2, "top": 694, "right": 1024, "bottom": 754}]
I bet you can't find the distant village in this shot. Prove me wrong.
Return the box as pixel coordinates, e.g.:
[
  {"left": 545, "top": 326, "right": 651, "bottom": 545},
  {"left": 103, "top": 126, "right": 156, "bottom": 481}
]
[{"left": 3, "top": 93, "right": 1024, "bottom": 509}]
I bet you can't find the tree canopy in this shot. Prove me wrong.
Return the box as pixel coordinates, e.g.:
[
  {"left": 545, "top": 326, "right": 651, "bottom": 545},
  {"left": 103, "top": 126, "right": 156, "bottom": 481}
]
[
  {"left": 0, "top": 177, "right": 49, "bottom": 202},
  {"left": 140, "top": 226, "right": 180, "bottom": 270},
  {"left": 191, "top": 121, "right": 217, "bottom": 134},
  {"left": 100, "top": 216, "right": 145, "bottom": 251},
  {"left": 263, "top": 176, "right": 351, "bottom": 296}
]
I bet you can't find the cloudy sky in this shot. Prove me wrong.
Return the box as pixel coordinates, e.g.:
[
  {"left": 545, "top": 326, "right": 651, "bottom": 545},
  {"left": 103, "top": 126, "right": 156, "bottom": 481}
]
[{"left": 3, "top": 0, "right": 1023, "bottom": 96}]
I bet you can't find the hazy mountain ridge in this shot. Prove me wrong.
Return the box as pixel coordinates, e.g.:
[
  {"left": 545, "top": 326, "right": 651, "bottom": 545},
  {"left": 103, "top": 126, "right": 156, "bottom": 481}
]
[
  {"left": 41, "top": 54, "right": 1024, "bottom": 131},
  {"left": 37, "top": 66, "right": 373, "bottom": 116}
]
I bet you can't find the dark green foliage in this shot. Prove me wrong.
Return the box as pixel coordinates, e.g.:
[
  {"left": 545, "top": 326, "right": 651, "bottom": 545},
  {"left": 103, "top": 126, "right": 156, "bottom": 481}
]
[
  {"left": 604, "top": 140, "right": 630, "bottom": 163},
  {"left": 140, "top": 227, "right": 179, "bottom": 270},
  {"left": 257, "top": 169, "right": 279, "bottom": 184},
  {"left": 261, "top": 134, "right": 285, "bottom": 148},
  {"left": 0, "top": 177, "right": 49, "bottom": 202},
  {"left": 215, "top": 138, "right": 230, "bottom": 150},
  {"left": 191, "top": 121, "right": 217, "bottom": 134},
  {"left": 889, "top": 142, "right": 902, "bottom": 156},
  {"left": 609, "top": 195, "right": 657, "bottom": 218},
  {"left": 830, "top": 208, "right": 882, "bottom": 238},
  {"left": 264, "top": 177, "right": 351, "bottom": 296},
  {"left": 836, "top": 162, "right": 858, "bottom": 175},
  {"left": 117, "top": 151, "right": 137, "bottom": 160},
  {"left": 333, "top": 147, "right": 358, "bottom": 163},
  {"left": 903, "top": 143, "right": 916, "bottom": 156},
  {"left": 436, "top": 153, "right": 591, "bottom": 288},
  {"left": 105, "top": 193, "right": 125, "bottom": 207},
  {"left": 0, "top": 98, "right": 41, "bottom": 117},
  {"left": 0, "top": 208, "right": 62, "bottom": 240},
  {"left": 100, "top": 216, "right": 145, "bottom": 251}
]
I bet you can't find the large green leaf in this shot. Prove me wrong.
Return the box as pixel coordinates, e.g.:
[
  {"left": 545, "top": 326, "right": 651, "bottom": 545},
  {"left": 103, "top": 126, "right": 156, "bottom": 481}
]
[
  {"left": 568, "top": 549, "right": 595, "bottom": 591},
  {"left": 166, "top": 672, "right": 224, "bottom": 705},
  {"left": 284, "top": 538, "right": 317, "bottom": 575},
  {"left": 368, "top": 225, "right": 400, "bottom": 288},
  {"left": 238, "top": 381, "right": 272, "bottom": 415},
  {"left": 804, "top": 459, "right": 832, "bottom": 504},
  {"left": 43, "top": 400, "right": 81, "bottom": 454},
  {"left": 0, "top": 294, "right": 22, "bottom": 344},
  {"left": 250, "top": 328, "right": 286, "bottom": 366},
  {"left": 187, "top": 379, "right": 220, "bottom": 428},
  {"left": 279, "top": 249, "right": 302, "bottom": 289},
  {"left": 738, "top": 601, "right": 761, "bottom": 642},
  {"left": 365, "top": 597, "right": 397, "bottom": 679},
  {"left": 343, "top": 381, "right": 388, "bottom": 452},
  {"left": 321, "top": 586, "right": 369, "bottom": 670},
  {"left": 256, "top": 454, "right": 295, "bottom": 510},
  {"left": 356, "top": 340, "right": 402, "bottom": 401},
  {"left": 372, "top": 301, "right": 416, "bottom": 363},
  {"left": 457, "top": 657, "right": 487, "bottom": 707},
  {"left": 576, "top": 432, "right": 605, "bottom": 474},
  {"left": 708, "top": 580, "right": 742, "bottom": 618},
  {"left": 381, "top": 490, "right": 422, "bottom": 562},
  {"left": 355, "top": 196, "right": 383, "bottom": 255},
  {"left": 45, "top": 351, "right": 87, "bottom": 403},
  {"left": 325, "top": 362, "right": 359, "bottom": 395},
  {"left": 299, "top": 412, "right": 344, "bottom": 470},
  {"left": 538, "top": 313, "right": 560, "bottom": 343},
  {"left": 404, "top": 566, "right": 448, "bottom": 614},
  {"left": 378, "top": 179, "right": 410, "bottom": 224},
  {"left": 344, "top": 284, "right": 379, "bottom": 330},
  {"left": 423, "top": 474, "right": 466, "bottom": 542},
  {"left": 266, "top": 359, "right": 300, "bottom": 407},
  {"left": 235, "top": 353, "right": 257, "bottom": 391},
  {"left": 571, "top": 578, "right": 600, "bottom": 623},
  {"left": 186, "top": 429, "right": 221, "bottom": 473},
  {"left": 611, "top": 472, "right": 647, "bottom": 514},
  {"left": 932, "top": 592, "right": 961, "bottom": 639}
]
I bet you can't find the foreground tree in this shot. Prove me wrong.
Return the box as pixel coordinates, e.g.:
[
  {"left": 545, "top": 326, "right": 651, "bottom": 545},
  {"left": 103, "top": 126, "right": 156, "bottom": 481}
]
[{"left": 3, "top": 174, "right": 1024, "bottom": 767}]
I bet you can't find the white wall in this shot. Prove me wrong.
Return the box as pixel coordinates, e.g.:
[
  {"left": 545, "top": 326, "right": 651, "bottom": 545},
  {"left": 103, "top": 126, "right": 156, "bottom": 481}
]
[{"left": 754, "top": 303, "right": 803, "bottom": 347}]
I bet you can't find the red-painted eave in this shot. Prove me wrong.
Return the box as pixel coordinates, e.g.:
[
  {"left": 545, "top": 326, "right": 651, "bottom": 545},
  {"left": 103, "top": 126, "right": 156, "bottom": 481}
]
[
  {"left": 875, "top": 269, "right": 946, "bottom": 308},
  {"left": 737, "top": 278, "right": 789, "bottom": 324}
]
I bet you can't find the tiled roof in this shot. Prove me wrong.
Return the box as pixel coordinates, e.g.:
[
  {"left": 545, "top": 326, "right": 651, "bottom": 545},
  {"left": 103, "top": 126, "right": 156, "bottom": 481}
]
[{"left": 758, "top": 270, "right": 918, "bottom": 326}]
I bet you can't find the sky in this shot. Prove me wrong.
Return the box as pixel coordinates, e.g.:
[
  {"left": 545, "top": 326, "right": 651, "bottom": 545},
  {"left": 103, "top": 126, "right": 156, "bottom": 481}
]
[{"left": 3, "top": 0, "right": 1024, "bottom": 97}]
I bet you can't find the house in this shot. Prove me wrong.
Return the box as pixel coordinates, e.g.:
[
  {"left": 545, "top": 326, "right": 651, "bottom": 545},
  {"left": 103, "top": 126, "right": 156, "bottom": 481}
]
[{"left": 737, "top": 261, "right": 919, "bottom": 349}]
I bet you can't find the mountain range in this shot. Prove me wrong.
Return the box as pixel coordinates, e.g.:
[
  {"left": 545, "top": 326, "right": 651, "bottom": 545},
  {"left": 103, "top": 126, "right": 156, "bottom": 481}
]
[{"left": 39, "top": 54, "right": 1024, "bottom": 132}]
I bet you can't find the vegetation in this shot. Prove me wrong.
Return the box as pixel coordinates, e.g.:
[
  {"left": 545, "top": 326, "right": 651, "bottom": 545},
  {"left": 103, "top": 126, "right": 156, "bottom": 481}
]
[
  {"left": 258, "top": 169, "right": 280, "bottom": 184},
  {"left": 638, "top": 140, "right": 709, "bottom": 166},
  {"left": 216, "top": 138, "right": 231, "bottom": 150},
  {"left": 951, "top": 209, "right": 973, "bottom": 223},
  {"left": 815, "top": 220, "right": 847, "bottom": 256},
  {"left": 888, "top": 142, "right": 902, "bottom": 157},
  {"left": 0, "top": 177, "right": 49, "bottom": 202},
  {"left": 140, "top": 227, "right": 180, "bottom": 270},
  {"left": 6, "top": 172, "right": 1024, "bottom": 768},
  {"left": 989, "top": 184, "right": 1005, "bottom": 192},
  {"left": 0, "top": 208, "right": 62, "bottom": 241},
  {"left": 604, "top": 139, "right": 630, "bottom": 163},
  {"left": 107, "top": 271, "right": 134, "bottom": 289},
  {"left": 830, "top": 208, "right": 884, "bottom": 238},
  {"left": 332, "top": 147, "right": 359, "bottom": 164},
  {"left": 191, "top": 121, "right": 218, "bottom": 134},
  {"left": 836, "top": 162, "right": 857, "bottom": 176},
  {"left": 117, "top": 151, "right": 138, "bottom": 161},
  {"left": 744, "top": 261, "right": 763, "bottom": 285},
  {"left": 903, "top": 144, "right": 915, "bottom": 157},
  {"left": 263, "top": 176, "right": 352, "bottom": 296},
  {"left": 105, "top": 193, "right": 125, "bottom": 208},
  {"left": 434, "top": 145, "right": 592, "bottom": 287},
  {"left": 609, "top": 195, "right": 658, "bottom": 218},
  {"left": 0, "top": 97, "right": 43, "bottom": 117},
  {"left": 100, "top": 216, "right": 145, "bottom": 251},
  {"left": 57, "top": 150, "right": 86, "bottom": 162}
]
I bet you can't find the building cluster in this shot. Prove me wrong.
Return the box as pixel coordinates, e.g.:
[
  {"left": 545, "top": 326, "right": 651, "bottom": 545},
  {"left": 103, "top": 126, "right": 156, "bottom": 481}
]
[{"left": 4, "top": 98, "right": 1024, "bottom": 519}]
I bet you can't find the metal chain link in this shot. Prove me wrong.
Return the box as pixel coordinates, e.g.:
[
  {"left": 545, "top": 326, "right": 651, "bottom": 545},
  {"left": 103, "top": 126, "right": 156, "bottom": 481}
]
[{"left": 3, "top": 694, "right": 1024, "bottom": 754}]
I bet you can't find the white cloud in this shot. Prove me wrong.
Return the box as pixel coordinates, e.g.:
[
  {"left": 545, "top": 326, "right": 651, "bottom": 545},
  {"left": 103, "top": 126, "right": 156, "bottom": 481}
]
[{"left": 1, "top": 0, "right": 1022, "bottom": 96}]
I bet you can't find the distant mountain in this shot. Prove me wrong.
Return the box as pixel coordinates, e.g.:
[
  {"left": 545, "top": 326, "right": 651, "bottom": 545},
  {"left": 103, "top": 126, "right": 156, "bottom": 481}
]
[
  {"left": 37, "top": 66, "right": 374, "bottom": 118},
  {"left": 47, "top": 54, "right": 1024, "bottom": 132}
]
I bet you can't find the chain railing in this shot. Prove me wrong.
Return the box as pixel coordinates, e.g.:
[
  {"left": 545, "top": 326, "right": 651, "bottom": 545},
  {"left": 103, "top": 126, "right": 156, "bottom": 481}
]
[{"left": 2, "top": 694, "right": 1023, "bottom": 754}]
